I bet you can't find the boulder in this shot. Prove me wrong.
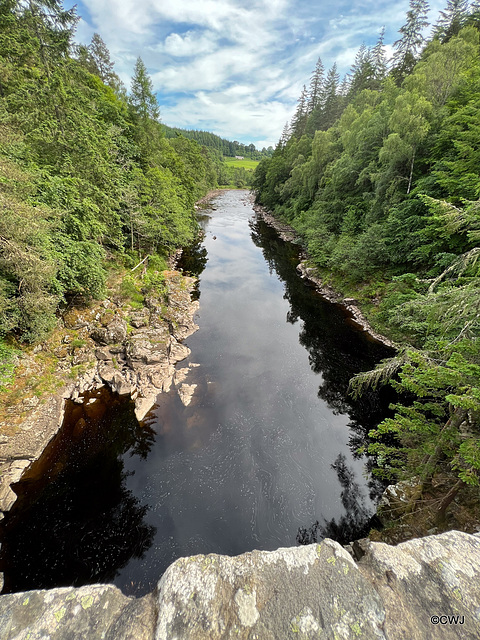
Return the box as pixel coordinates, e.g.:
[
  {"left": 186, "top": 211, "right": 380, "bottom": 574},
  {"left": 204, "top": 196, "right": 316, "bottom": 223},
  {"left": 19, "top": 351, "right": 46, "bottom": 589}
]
[
  {"left": 155, "top": 540, "right": 386, "bottom": 640},
  {"left": 0, "top": 584, "right": 155, "bottom": 640},
  {"left": 90, "top": 318, "right": 127, "bottom": 345},
  {"left": 1, "top": 532, "right": 480, "bottom": 639}
]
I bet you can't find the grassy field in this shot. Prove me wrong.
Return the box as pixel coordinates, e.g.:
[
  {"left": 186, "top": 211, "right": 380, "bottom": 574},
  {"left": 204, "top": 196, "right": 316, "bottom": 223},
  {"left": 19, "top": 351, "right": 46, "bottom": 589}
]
[{"left": 224, "top": 157, "right": 259, "bottom": 170}]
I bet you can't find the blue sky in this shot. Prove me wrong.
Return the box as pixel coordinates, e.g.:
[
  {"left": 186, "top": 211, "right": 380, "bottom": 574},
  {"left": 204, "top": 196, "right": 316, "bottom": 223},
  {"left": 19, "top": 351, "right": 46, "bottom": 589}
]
[{"left": 68, "top": 0, "right": 446, "bottom": 148}]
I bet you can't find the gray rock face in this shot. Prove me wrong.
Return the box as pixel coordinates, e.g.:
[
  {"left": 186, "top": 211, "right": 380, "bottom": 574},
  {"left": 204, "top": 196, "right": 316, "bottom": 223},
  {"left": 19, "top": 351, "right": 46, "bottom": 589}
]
[
  {"left": 360, "top": 530, "right": 480, "bottom": 639},
  {"left": 90, "top": 317, "right": 128, "bottom": 345},
  {"left": 1, "top": 531, "right": 480, "bottom": 639},
  {"left": 155, "top": 540, "right": 386, "bottom": 640},
  {"left": 0, "top": 584, "right": 156, "bottom": 640}
]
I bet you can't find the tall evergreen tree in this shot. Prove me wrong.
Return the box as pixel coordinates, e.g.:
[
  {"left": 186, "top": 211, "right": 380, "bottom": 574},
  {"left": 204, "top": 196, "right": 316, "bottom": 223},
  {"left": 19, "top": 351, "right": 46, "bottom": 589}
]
[
  {"left": 291, "top": 84, "right": 309, "bottom": 136},
  {"left": 322, "top": 63, "right": 341, "bottom": 126},
  {"left": 130, "top": 57, "right": 160, "bottom": 122},
  {"left": 372, "top": 27, "right": 388, "bottom": 83},
  {"left": 392, "top": 0, "right": 430, "bottom": 82},
  {"left": 434, "top": 0, "right": 470, "bottom": 40},
  {"left": 307, "top": 57, "right": 325, "bottom": 112},
  {"left": 348, "top": 43, "right": 376, "bottom": 95}
]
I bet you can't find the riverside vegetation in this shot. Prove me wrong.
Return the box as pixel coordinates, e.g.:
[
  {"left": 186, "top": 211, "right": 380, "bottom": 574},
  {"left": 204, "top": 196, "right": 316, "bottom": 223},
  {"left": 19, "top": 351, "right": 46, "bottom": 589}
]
[
  {"left": 253, "top": 1, "right": 480, "bottom": 538},
  {"left": 0, "top": 3, "right": 236, "bottom": 385}
]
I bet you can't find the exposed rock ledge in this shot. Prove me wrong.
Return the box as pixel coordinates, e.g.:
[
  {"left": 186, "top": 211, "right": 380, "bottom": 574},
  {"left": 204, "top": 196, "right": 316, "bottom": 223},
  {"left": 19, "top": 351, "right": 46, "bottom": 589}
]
[
  {"left": 0, "top": 270, "right": 199, "bottom": 518},
  {"left": 1, "top": 530, "right": 479, "bottom": 639},
  {"left": 253, "top": 203, "right": 396, "bottom": 350}
]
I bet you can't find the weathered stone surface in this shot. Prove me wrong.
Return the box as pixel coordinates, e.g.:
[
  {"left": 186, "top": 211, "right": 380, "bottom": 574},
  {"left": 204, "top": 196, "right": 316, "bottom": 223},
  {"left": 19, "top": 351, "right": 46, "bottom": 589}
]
[
  {"left": 169, "top": 339, "right": 190, "bottom": 363},
  {"left": 155, "top": 540, "right": 386, "bottom": 640},
  {"left": 1, "top": 532, "right": 480, "bottom": 639},
  {"left": 359, "top": 530, "right": 480, "bottom": 639},
  {"left": 90, "top": 317, "right": 127, "bottom": 345},
  {"left": 0, "top": 584, "right": 155, "bottom": 640},
  {"left": 178, "top": 383, "right": 197, "bottom": 406}
]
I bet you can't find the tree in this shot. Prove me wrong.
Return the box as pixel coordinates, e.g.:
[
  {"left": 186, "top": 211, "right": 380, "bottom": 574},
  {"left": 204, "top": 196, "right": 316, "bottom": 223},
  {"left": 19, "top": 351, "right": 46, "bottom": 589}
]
[
  {"left": 348, "top": 43, "right": 376, "bottom": 95},
  {"left": 434, "top": 0, "right": 470, "bottom": 40},
  {"left": 371, "top": 27, "right": 388, "bottom": 84},
  {"left": 130, "top": 57, "right": 160, "bottom": 122},
  {"left": 290, "top": 85, "right": 309, "bottom": 136},
  {"left": 392, "top": 0, "right": 430, "bottom": 82},
  {"left": 307, "top": 57, "right": 325, "bottom": 112},
  {"left": 129, "top": 57, "right": 161, "bottom": 159}
]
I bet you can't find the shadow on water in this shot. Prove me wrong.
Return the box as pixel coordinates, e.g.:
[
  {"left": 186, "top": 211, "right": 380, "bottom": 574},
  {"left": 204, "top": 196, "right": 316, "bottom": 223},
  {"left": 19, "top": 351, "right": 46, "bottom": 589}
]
[
  {"left": 296, "top": 453, "right": 382, "bottom": 546},
  {"left": 0, "top": 388, "right": 156, "bottom": 594}
]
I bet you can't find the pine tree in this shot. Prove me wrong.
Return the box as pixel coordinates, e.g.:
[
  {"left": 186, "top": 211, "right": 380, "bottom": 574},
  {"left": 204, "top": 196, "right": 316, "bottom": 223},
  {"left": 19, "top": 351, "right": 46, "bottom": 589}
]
[
  {"left": 290, "top": 84, "right": 309, "bottom": 136},
  {"left": 433, "top": 0, "right": 470, "bottom": 40},
  {"left": 372, "top": 27, "right": 388, "bottom": 84},
  {"left": 348, "top": 43, "right": 376, "bottom": 95},
  {"left": 278, "top": 121, "right": 291, "bottom": 147},
  {"left": 392, "top": 0, "right": 430, "bottom": 82},
  {"left": 307, "top": 57, "right": 325, "bottom": 112},
  {"left": 130, "top": 57, "right": 160, "bottom": 122}
]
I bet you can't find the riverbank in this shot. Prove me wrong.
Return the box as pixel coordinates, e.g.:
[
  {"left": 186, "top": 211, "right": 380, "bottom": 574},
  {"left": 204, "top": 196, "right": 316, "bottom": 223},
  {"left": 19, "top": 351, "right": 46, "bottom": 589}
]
[
  {"left": 253, "top": 200, "right": 396, "bottom": 350},
  {"left": 0, "top": 266, "right": 199, "bottom": 525},
  {"left": 252, "top": 196, "right": 480, "bottom": 546}
]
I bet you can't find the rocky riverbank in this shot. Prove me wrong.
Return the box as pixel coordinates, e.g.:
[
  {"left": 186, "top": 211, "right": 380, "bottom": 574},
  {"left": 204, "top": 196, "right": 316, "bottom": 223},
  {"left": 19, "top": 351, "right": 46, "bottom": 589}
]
[
  {"left": 0, "top": 269, "right": 199, "bottom": 520},
  {"left": 1, "top": 530, "right": 479, "bottom": 639},
  {"left": 253, "top": 201, "right": 396, "bottom": 350}
]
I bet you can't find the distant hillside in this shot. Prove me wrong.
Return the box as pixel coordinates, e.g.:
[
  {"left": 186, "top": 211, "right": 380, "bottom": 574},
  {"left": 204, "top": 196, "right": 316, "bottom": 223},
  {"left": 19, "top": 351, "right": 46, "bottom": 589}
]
[{"left": 162, "top": 125, "right": 273, "bottom": 160}]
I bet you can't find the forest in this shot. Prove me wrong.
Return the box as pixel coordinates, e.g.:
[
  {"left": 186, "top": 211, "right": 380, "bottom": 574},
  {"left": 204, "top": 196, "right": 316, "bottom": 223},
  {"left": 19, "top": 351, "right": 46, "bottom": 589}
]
[
  {"left": 253, "top": 0, "right": 480, "bottom": 526},
  {"left": 0, "top": 0, "right": 222, "bottom": 351}
]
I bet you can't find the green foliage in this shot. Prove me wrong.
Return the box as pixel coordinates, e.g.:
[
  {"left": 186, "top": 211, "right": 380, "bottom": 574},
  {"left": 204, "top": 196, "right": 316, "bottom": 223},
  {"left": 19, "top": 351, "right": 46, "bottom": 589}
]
[
  {"left": 0, "top": 2, "right": 219, "bottom": 342},
  {"left": 0, "top": 340, "right": 19, "bottom": 391},
  {"left": 253, "top": 18, "right": 480, "bottom": 513}
]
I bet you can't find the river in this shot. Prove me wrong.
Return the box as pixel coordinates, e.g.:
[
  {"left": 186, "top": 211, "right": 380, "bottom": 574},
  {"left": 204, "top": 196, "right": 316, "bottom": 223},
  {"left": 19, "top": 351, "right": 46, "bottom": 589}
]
[{"left": 0, "top": 190, "right": 392, "bottom": 597}]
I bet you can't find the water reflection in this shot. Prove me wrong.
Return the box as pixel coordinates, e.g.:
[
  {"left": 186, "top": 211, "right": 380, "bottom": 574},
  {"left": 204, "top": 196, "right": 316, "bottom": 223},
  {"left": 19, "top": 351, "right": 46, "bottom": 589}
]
[
  {"left": 0, "top": 389, "right": 156, "bottom": 593},
  {"left": 296, "top": 453, "right": 377, "bottom": 545}
]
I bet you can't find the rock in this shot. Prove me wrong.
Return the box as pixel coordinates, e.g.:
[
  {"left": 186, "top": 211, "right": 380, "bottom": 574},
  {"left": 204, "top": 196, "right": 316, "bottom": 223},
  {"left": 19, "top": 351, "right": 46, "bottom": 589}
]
[
  {"left": 97, "top": 362, "right": 116, "bottom": 384},
  {"left": 90, "top": 318, "right": 127, "bottom": 345},
  {"left": 178, "top": 383, "right": 197, "bottom": 406},
  {"left": 95, "top": 347, "right": 113, "bottom": 361},
  {"left": 359, "top": 530, "right": 480, "bottom": 639},
  {"left": 0, "top": 584, "right": 155, "bottom": 640},
  {"left": 155, "top": 540, "right": 386, "bottom": 640},
  {"left": 174, "top": 367, "right": 190, "bottom": 386},
  {"left": 169, "top": 339, "right": 190, "bottom": 363},
  {"left": 351, "top": 537, "right": 370, "bottom": 561},
  {"left": 134, "top": 395, "right": 157, "bottom": 422},
  {"left": 111, "top": 372, "right": 132, "bottom": 396},
  {"left": 1, "top": 532, "right": 480, "bottom": 639}
]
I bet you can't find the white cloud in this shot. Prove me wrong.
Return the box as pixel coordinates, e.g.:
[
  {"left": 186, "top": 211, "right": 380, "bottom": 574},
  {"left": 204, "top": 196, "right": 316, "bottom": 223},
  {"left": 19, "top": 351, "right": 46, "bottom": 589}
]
[
  {"left": 162, "top": 31, "right": 218, "bottom": 57},
  {"left": 70, "top": 0, "right": 451, "bottom": 147}
]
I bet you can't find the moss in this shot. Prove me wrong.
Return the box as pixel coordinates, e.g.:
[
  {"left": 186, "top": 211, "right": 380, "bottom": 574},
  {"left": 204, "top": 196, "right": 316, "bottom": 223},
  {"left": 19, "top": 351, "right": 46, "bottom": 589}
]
[
  {"left": 81, "top": 595, "right": 94, "bottom": 610},
  {"left": 54, "top": 607, "right": 66, "bottom": 622}
]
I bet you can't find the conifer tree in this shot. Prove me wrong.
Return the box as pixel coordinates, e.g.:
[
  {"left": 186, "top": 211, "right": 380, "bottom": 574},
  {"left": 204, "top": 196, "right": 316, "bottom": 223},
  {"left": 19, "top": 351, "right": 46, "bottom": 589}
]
[
  {"left": 392, "top": 0, "right": 430, "bottom": 82},
  {"left": 434, "top": 0, "right": 470, "bottom": 40},
  {"left": 278, "top": 121, "right": 291, "bottom": 147},
  {"left": 372, "top": 27, "right": 388, "bottom": 83},
  {"left": 348, "top": 43, "right": 376, "bottom": 95},
  {"left": 290, "top": 84, "right": 309, "bottom": 136},
  {"left": 130, "top": 57, "right": 160, "bottom": 122},
  {"left": 307, "top": 57, "right": 325, "bottom": 112}
]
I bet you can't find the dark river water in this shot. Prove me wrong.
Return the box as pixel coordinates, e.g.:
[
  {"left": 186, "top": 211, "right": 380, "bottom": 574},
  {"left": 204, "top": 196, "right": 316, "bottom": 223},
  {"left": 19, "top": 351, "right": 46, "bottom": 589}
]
[{"left": 0, "top": 190, "right": 392, "bottom": 596}]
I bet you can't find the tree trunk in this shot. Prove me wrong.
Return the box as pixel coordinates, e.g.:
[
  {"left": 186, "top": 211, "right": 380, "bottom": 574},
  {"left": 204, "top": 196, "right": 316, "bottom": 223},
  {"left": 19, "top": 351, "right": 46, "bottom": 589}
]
[
  {"left": 406, "top": 146, "right": 416, "bottom": 195},
  {"left": 435, "top": 479, "right": 464, "bottom": 526}
]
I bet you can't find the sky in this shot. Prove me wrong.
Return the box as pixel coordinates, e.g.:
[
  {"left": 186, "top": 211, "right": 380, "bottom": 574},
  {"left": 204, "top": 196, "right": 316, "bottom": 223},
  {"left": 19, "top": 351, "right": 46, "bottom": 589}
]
[{"left": 68, "top": 0, "right": 446, "bottom": 148}]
